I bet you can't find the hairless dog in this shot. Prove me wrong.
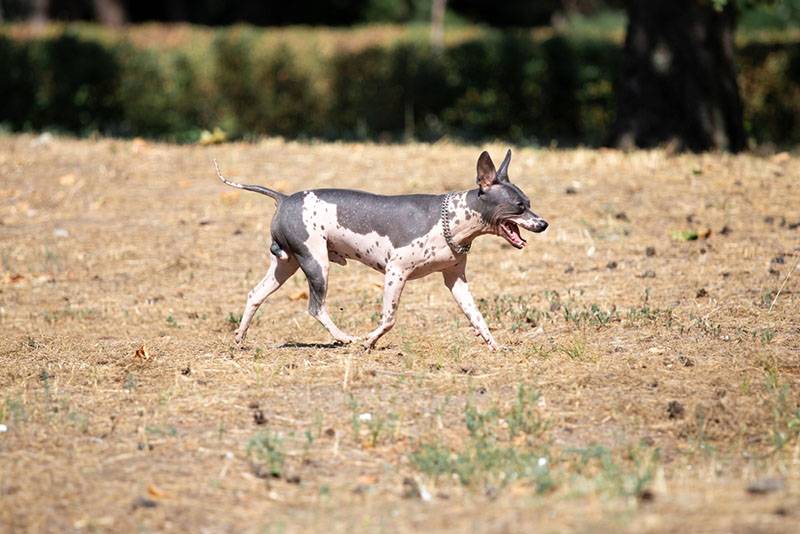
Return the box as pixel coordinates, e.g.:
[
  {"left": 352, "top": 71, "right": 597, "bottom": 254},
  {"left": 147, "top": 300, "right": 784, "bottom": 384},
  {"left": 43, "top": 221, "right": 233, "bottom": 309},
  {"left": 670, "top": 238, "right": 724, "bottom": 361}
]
[{"left": 215, "top": 150, "right": 548, "bottom": 350}]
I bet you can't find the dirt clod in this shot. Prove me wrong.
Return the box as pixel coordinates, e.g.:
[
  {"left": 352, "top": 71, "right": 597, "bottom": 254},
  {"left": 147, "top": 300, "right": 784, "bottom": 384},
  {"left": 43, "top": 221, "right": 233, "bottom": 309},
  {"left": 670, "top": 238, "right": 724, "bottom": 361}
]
[
  {"left": 747, "top": 478, "right": 784, "bottom": 495},
  {"left": 252, "top": 410, "right": 267, "bottom": 426},
  {"left": 667, "top": 401, "right": 685, "bottom": 419},
  {"left": 132, "top": 497, "right": 158, "bottom": 510}
]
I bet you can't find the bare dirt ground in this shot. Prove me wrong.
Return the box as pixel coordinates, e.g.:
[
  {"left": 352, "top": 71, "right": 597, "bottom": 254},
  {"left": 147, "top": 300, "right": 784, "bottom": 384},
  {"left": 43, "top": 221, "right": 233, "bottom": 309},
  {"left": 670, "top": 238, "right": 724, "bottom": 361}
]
[{"left": 1, "top": 135, "right": 799, "bottom": 533}]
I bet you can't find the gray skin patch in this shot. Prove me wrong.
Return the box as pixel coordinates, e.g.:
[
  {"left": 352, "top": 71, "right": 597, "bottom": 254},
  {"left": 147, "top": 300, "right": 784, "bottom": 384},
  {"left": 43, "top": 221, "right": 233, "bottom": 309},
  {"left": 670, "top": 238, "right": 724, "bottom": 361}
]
[
  {"left": 268, "top": 193, "right": 329, "bottom": 314},
  {"left": 324, "top": 189, "right": 442, "bottom": 248}
]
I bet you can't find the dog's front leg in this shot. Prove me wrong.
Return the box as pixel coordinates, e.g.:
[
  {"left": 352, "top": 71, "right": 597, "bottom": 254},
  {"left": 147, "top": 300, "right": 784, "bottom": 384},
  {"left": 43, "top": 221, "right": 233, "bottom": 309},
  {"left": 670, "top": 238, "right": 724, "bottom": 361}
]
[
  {"left": 363, "top": 264, "right": 409, "bottom": 350},
  {"left": 442, "top": 262, "right": 498, "bottom": 350}
]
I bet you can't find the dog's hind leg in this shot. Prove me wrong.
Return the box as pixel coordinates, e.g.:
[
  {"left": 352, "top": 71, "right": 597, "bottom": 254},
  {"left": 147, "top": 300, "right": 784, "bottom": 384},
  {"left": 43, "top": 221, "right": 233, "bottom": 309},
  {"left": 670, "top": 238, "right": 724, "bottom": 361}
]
[
  {"left": 235, "top": 253, "right": 299, "bottom": 344},
  {"left": 295, "top": 251, "right": 357, "bottom": 344}
]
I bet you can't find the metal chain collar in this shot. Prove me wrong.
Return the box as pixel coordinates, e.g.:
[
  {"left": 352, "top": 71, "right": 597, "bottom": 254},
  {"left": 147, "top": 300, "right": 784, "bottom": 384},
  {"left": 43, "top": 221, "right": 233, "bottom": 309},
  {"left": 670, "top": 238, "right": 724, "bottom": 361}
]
[{"left": 441, "top": 192, "right": 471, "bottom": 255}]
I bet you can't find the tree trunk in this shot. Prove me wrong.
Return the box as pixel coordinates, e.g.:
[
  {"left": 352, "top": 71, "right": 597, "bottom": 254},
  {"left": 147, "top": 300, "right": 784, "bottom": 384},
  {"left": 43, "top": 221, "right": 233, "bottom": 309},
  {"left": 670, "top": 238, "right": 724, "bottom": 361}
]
[
  {"left": 431, "top": 0, "right": 447, "bottom": 52},
  {"left": 93, "top": 0, "right": 127, "bottom": 26},
  {"left": 612, "top": 1, "right": 746, "bottom": 152},
  {"left": 30, "top": 0, "right": 49, "bottom": 27}
]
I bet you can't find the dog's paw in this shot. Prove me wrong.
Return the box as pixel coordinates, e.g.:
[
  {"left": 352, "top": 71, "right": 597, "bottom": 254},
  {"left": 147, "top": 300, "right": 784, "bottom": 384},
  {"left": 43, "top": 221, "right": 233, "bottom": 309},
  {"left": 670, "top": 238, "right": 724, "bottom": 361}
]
[
  {"left": 484, "top": 338, "right": 501, "bottom": 351},
  {"left": 333, "top": 334, "right": 359, "bottom": 345}
]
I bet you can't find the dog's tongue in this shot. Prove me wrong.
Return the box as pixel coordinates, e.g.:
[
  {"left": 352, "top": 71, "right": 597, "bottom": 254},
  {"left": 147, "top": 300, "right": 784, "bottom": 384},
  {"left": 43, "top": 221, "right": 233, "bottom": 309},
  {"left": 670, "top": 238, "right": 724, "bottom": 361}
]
[{"left": 502, "top": 221, "right": 526, "bottom": 248}]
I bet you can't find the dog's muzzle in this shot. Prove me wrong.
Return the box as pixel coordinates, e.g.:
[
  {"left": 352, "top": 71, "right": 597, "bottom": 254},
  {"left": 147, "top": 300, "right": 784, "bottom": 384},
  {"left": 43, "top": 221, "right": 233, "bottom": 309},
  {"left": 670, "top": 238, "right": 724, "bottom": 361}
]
[{"left": 514, "top": 212, "right": 548, "bottom": 234}]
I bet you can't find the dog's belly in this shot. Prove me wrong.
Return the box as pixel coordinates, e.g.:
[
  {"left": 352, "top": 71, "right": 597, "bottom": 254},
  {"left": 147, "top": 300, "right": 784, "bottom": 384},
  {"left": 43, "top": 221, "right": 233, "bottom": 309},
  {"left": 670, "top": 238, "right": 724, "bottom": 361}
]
[{"left": 327, "top": 230, "right": 456, "bottom": 276}]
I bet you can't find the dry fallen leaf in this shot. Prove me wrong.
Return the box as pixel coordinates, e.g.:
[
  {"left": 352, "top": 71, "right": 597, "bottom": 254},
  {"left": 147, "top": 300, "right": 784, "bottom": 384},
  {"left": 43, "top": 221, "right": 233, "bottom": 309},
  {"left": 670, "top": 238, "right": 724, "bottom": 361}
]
[
  {"left": 131, "top": 138, "right": 149, "bottom": 152},
  {"left": 357, "top": 474, "right": 379, "bottom": 485},
  {"left": 4, "top": 273, "right": 25, "bottom": 284},
  {"left": 58, "top": 173, "right": 76, "bottom": 186},
  {"left": 289, "top": 289, "right": 309, "bottom": 301},
  {"left": 134, "top": 345, "right": 151, "bottom": 361},
  {"left": 771, "top": 152, "right": 790, "bottom": 164},
  {"left": 147, "top": 484, "right": 166, "bottom": 499}
]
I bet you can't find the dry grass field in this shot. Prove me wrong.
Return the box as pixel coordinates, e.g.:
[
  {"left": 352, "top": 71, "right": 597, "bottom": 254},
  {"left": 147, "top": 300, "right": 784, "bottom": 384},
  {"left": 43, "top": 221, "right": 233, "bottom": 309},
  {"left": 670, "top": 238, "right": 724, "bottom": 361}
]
[{"left": 1, "top": 134, "right": 798, "bottom": 532}]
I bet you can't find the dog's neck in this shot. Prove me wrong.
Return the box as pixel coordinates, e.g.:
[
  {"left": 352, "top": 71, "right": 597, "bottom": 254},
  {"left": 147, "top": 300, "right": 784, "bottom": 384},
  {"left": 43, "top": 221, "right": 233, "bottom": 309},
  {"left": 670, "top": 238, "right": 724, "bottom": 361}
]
[{"left": 445, "top": 190, "right": 493, "bottom": 246}]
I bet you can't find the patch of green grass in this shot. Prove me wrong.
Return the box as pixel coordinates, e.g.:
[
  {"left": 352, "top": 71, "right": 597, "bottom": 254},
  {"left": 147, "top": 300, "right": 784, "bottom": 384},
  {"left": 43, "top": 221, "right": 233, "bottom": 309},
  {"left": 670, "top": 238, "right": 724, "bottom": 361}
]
[
  {"left": 688, "top": 314, "right": 722, "bottom": 338},
  {"left": 411, "top": 385, "right": 659, "bottom": 499},
  {"left": 478, "top": 295, "right": 550, "bottom": 330},
  {"left": 759, "top": 328, "right": 775, "bottom": 344},
  {"left": 411, "top": 385, "right": 552, "bottom": 491},
  {"left": 145, "top": 424, "right": 178, "bottom": 437},
  {"left": 2, "top": 397, "right": 27, "bottom": 423},
  {"left": 123, "top": 372, "right": 137, "bottom": 391},
  {"left": 247, "top": 430, "right": 286, "bottom": 478},
  {"left": 226, "top": 312, "right": 242, "bottom": 329},
  {"left": 563, "top": 303, "right": 617, "bottom": 327},
  {"left": 766, "top": 374, "right": 800, "bottom": 453},
  {"left": 564, "top": 442, "right": 659, "bottom": 499},
  {"left": 166, "top": 314, "right": 178, "bottom": 327},
  {"left": 42, "top": 308, "right": 101, "bottom": 323},
  {"left": 559, "top": 338, "right": 588, "bottom": 360}
]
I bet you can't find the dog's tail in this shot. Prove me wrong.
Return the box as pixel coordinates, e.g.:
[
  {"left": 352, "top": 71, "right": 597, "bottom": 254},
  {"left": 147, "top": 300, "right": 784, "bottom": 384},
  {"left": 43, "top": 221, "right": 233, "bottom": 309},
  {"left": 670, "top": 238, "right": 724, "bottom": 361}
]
[{"left": 213, "top": 159, "right": 286, "bottom": 203}]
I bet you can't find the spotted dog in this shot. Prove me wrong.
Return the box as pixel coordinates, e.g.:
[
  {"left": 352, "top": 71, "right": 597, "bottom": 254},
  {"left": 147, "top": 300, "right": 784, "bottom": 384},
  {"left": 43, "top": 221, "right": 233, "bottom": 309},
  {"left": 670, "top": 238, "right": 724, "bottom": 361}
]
[{"left": 215, "top": 150, "right": 548, "bottom": 350}]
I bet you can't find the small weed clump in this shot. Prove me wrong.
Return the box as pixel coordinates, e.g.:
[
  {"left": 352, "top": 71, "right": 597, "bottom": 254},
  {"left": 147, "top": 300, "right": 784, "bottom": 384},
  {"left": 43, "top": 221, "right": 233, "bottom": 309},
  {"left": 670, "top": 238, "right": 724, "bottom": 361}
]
[
  {"left": 411, "top": 385, "right": 553, "bottom": 491},
  {"left": 247, "top": 430, "right": 286, "bottom": 478},
  {"left": 411, "top": 385, "right": 661, "bottom": 499},
  {"left": 226, "top": 312, "right": 242, "bottom": 331}
]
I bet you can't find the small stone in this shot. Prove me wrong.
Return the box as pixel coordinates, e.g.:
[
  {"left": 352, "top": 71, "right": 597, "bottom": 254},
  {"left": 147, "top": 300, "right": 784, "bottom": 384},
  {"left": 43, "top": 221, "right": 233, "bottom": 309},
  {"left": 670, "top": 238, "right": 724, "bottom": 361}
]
[
  {"left": 253, "top": 410, "right": 267, "bottom": 426},
  {"left": 606, "top": 261, "right": 618, "bottom": 270},
  {"left": 402, "top": 477, "right": 432, "bottom": 501},
  {"left": 696, "top": 288, "right": 708, "bottom": 298},
  {"left": 638, "top": 489, "right": 655, "bottom": 502},
  {"left": 131, "top": 496, "right": 158, "bottom": 509},
  {"left": 747, "top": 477, "right": 784, "bottom": 495},
  {"left": 645, "top": 246, "right": 656, "bottom": 257},
  {"left": 667, "top": 401, "right": 684, "bottom": 419},
  {"left": 565, "top": 187, "right": 577, "bottom": 195}
]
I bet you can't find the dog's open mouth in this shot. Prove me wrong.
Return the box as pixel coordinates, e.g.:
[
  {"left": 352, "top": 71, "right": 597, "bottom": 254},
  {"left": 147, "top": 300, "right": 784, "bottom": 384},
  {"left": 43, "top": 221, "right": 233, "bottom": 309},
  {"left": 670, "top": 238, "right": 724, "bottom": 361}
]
[{"left": 499, "top": 220, "right": 527, "bottom": 249}]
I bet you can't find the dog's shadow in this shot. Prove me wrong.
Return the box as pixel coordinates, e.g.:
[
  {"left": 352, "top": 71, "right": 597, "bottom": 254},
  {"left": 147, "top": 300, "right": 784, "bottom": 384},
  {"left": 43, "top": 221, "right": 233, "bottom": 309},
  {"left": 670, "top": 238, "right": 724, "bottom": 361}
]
[{"left": 277, "top": 341, "right": 350, "bottom": 349}]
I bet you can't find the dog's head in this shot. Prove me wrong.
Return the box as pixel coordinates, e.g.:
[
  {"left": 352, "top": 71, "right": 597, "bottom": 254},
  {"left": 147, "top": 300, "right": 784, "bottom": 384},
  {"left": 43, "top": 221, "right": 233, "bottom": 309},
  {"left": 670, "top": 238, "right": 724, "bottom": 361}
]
[{"left": 473, "top": 150, "right": 548, "bottom": 249}]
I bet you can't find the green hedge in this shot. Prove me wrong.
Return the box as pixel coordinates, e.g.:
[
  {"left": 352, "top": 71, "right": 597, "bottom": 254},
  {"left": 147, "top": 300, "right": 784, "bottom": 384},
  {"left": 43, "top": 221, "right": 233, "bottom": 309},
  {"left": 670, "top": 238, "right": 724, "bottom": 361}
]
[{"left": 0, "top": 25, "right": 797, "bottom": 146}]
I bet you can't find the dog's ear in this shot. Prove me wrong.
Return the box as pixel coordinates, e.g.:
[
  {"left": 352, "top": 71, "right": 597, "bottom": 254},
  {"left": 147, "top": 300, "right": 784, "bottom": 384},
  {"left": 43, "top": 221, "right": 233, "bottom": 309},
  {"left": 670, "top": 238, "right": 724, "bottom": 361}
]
[
  {"left": 476, "top": 151, "right": 497, "bottom": 191},
  {"left": 496, "top": 149, "right": 512, "bottom": 182}
]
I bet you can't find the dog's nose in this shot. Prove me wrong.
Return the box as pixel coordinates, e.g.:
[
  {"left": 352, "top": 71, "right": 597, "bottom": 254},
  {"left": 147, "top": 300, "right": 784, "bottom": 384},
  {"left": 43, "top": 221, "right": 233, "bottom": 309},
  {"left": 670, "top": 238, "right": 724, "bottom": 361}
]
[{"left": 535, "top": 220, "right": 548, "bottom": 232}]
